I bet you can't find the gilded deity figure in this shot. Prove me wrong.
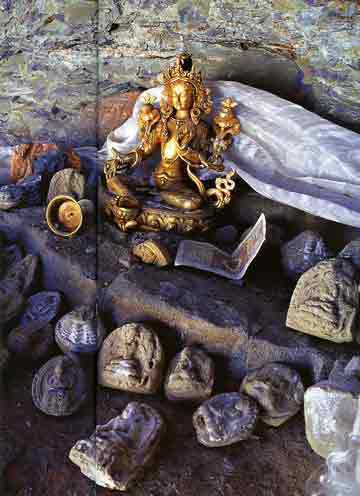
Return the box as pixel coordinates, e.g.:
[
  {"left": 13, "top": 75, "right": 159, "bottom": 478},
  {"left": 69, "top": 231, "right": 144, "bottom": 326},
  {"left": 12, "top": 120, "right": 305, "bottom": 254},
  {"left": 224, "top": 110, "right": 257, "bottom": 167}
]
[{"left": 104, "top": 53, "right": 241, "bottom": 233}]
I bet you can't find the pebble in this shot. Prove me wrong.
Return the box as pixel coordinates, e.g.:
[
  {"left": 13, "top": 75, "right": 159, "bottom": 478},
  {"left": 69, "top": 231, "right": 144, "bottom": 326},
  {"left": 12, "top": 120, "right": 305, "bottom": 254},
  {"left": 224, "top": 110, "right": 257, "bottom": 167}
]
[
  {"left": 193, "top": 393, "right": 259, "bottom": 447},
  {"left": 165, "top": 346, "right": 214, "bottom": 402},
  {"left": 240, "top": 363, "right": 304, "bottom": 426},
  {"left": 281, "top": 230, "right": 331, "bottom": 281},
  {"left": 98, "top": 323, "right": 164, "bottom": 394},
  {"left": 338, "top": 238, "right": 360, "bottom": 272},
  {"left": 69, "top": 402, "right": 165, "bottom": 491},
  {"left": 20, "top": 291, "right": 62, "bottom": 325},
  {"left": 32, "top": 354, "right": 87, "bottom": 417},
  {"left": 287, "top": 258, "right": 358, "bottom": 343}
]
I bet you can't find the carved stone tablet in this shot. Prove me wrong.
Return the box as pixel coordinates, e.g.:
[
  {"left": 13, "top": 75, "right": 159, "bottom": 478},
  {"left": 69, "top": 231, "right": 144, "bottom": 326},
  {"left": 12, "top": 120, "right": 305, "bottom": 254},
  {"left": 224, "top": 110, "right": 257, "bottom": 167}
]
[
  {"left": 47, "top": 169, "right": 85, "bottom": 203},
  {"left": 240, "top": 363, "right": 304, "bottom": 427},
  {"left": 164, "top": 346, "right": 214, "bottom": 402},
  {"left": 32, "top": 355, "right": 87, "bottom": 416},
  {"left": 281, "top": 230, "right": 331, "bottom": 281},
  {"left": 193, "top": 393, "right": 259, "bottom": 447},
  {"left": 7, "top": 320, "right": 54, "bottom": 362},
  {"left": 286, "top": 258, "right": 359, "bottom": 343},
  {"left": 98, "top": 323, "right": 164, "bottom": 394},
  {"left": 21, "top": 291, "right": 61, "bottom": 325},
  {"left": 338, "top": 238, "right": 360, "bottom": 272},
  {"left": 3, "top": 254, "right": 39, "bottom": 296},
  {"left": 69, "top": 402, "right": 165, "bottom": 491},
  {"left": 55, "top": 305, "right": 105, "bottom": 354}
]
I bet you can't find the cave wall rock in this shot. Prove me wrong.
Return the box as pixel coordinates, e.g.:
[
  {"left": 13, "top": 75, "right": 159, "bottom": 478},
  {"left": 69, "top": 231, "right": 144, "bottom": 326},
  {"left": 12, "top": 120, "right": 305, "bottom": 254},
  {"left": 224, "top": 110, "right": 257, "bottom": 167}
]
[{"left": 0, "top": 0, "right": 359, "bottom": 145}]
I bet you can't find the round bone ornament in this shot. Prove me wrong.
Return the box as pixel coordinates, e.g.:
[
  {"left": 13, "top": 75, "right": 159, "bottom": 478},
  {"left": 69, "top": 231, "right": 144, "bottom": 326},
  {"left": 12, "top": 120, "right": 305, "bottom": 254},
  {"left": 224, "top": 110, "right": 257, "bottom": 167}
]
[
  {"left": 98, "top": 323, "right": 164, "bottom": 394},
  {"left": 193, "top": 392, "right": 259, "bottom": 447},
  {"left": 32, "top": 354, "right": 87, "bottom": 416},
  {"left": 240, "top": 362, "right": 305, "bottom": 427},
  {"left": 55, "top": 305, "right": 105, "bottom": 354},
  {"left": 164, "top": 346, "right": 214, "bottom": 402}
]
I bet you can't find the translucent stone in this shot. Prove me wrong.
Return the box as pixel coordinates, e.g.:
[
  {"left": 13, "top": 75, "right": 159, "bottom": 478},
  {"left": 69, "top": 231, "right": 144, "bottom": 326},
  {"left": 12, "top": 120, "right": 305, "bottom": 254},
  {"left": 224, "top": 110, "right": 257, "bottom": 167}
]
[{"left": 306, "top": 398, "right": 360, "bottom": 496}]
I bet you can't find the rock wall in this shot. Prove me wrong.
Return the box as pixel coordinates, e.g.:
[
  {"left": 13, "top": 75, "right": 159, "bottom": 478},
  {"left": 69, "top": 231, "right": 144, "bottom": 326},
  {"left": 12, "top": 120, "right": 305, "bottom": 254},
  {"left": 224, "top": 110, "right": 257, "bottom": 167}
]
[{"left": 0, "top": 0, "right": 359, "bottom": 146}]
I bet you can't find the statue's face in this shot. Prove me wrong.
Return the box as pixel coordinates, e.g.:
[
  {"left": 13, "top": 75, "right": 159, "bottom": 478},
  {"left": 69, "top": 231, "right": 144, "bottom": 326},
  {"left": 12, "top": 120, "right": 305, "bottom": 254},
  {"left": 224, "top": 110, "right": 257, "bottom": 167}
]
[{"left": 167, "top": 81, "right": 194, "bottom": 111}]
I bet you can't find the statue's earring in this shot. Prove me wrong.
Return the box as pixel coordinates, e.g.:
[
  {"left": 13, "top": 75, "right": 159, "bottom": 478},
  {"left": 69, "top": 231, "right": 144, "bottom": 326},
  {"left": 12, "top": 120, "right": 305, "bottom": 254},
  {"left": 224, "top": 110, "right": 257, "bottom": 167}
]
[{"left": 191, "top": 107, "right": 201, "bottom": 124}]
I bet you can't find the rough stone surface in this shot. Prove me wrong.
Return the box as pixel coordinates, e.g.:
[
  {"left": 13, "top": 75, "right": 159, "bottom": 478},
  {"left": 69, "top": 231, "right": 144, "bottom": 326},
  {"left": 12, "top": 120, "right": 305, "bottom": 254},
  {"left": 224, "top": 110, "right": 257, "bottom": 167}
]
[
  {"left": 193, "top": 392, "right": 259, "bottom": 447},
  {"left": 286, "top": 258, "right": 359, "bottom": 343},
  {"left": 304, "top": 380, "right": 360, "bottom": 459},
  {"left": 230, "top": 191, "right": 360, "bottom": 247},
  {"left": 69, "top": 402, "right": 165, "bottom": 491},
  {"left": 0, "top": 243, "right": 22, "bottom": 279},
  {"left": 5, "top": 253, "right": 39, "bottom": 295},
  {"left": 281, "top": 230, "right": 331, "bottom": 281},
  {"left": 240, "top": 362, "right": 305, "bottom": 427},
  {"left": 0, "top": 3, "right": 359, "bottom": 144},
  {"left": 98, "top": 323, "right": 164, "bottom": 394},
  {"left": 100, "top": 262, "right": 358, "bottom": 385},
  {"left": 96, "top": 89, "right": 143, "bottom": 147},
  {"left": 345, "top": 356, "right": 360, "bottom": 377},
  {"left": 7, "top": 320, "right": 54, "bottom": 363},
  {"left": 338, "top": 238, "right": 360, "bottom": 272},
  {"left": 164, "top": 346, "right": 215, "bottom": 402},
  {"left": 0, "top": 206, "right": 97, "bottom": 307},
  {"left": 0, "top": 184, "right": 24, "bottom": 210},
  {"left": 0, "top": 254, "right": 39, "bottom": 324},
  {"left": 17, "top": 174, "right": 43, "bottom": 207}
]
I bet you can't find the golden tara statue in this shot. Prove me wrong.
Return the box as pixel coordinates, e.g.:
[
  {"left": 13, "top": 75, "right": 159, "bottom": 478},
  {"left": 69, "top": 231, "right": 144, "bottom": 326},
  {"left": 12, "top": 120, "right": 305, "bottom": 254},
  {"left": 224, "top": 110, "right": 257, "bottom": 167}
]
[{"left": 104, "top": 52, "right": 241, "bottom": 233}]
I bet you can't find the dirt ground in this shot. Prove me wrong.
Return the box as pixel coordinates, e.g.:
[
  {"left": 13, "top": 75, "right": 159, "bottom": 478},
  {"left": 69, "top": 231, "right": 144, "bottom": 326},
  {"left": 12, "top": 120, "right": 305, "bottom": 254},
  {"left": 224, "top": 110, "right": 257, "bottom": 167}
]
[
  {"left": 2, "top": 247, "right": 324, "bottom": 496},
  {"left": 2, "top": 193, "right": 357, "bottom": 496},
  {"left": 2, "top": 356, "right": 321, "bottom": 496}
]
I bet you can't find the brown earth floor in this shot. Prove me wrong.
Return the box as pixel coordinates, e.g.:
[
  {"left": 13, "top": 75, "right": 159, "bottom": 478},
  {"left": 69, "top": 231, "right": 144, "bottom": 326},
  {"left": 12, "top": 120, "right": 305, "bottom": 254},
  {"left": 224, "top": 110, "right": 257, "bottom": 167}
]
[
  {"left": 3, "top": 193, "right": 356, "bottom": 496},
  {"left": 2, "top": 350, "right": 321, "bottom": 496}
]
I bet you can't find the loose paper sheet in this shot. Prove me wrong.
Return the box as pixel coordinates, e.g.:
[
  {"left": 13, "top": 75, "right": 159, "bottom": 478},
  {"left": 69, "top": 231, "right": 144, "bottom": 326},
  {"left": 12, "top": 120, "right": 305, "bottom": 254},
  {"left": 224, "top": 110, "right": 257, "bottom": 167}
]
[{"left": 175, "top": 214, "right": 266, "bottom": 280}]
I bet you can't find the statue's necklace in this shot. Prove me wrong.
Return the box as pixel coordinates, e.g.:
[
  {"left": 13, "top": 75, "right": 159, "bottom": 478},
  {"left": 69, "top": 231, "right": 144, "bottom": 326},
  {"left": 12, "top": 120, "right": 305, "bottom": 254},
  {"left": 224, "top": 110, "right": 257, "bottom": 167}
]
[{"left": 171, "top": 117, "right": 194, "bottom": 144}]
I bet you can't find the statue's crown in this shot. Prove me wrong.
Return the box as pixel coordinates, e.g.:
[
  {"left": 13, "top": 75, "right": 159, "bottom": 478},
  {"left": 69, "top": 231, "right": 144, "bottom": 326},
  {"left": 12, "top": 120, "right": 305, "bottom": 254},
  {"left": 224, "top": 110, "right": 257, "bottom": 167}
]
[{"left": 160, "top": 52, "right": 203, "bottom": 90}]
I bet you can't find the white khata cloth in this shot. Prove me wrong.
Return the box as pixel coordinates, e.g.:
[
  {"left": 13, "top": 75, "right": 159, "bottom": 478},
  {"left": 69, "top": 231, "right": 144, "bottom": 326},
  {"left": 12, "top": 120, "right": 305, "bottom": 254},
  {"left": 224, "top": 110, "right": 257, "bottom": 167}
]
[{"left": 106, "top": 81, "right": 360, "bottom": 228}]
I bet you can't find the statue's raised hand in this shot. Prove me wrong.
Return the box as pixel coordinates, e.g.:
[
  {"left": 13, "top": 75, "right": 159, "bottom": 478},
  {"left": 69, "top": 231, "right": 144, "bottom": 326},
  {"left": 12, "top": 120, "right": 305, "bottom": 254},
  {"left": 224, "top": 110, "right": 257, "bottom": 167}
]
[
  {"left": 104, "top": 148, "right": 138, "bottom": 179},
  {"left": 200, "top": 156, "right": 225, "bottom": 173}
]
